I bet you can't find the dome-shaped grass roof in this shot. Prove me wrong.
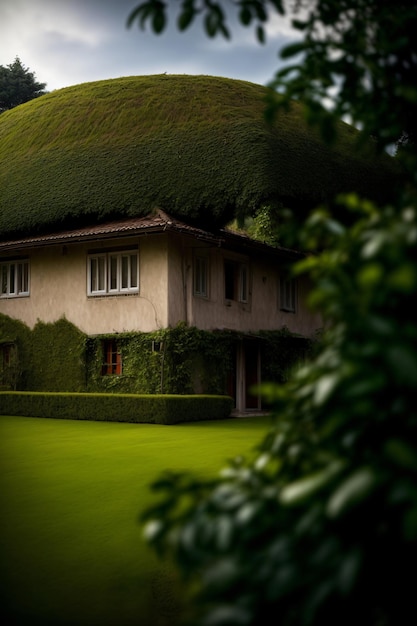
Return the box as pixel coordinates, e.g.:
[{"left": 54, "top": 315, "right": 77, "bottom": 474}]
[{"left": 0, "top": 74, "right": 397, "bottom": 237}]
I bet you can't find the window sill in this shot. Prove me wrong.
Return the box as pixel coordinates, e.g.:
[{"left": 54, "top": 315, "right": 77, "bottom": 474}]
[
  {"left": 0, "top": 293, "right": 30, "bottom": 299},
  {"left": 87, "top": 292, "right": 139, "bottom": 299}
]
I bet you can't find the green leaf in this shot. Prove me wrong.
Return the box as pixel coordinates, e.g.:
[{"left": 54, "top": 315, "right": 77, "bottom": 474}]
[
  {"left": 269, "top": 0, "right": 285, "bottom": 15},
  {"left": 254, "top": 2, "right": 267, "bottom": 22},
  {"left": 178, "top": 9, "right": 195, "bottom": 31},
  {"left": 386, "top": 344, "right": 417, "bottom": 385},
  {"left": 153, "top": 9, "right": 167, "bottom": 34},
  {"left": 327, "top": 467, "right": 377, "bottom": 518},
  {"left": 313, "top": 373, "right": 339, "bottom": 406},
  {"left": 126, "top": 4, "right": 147, "bottom": 28},
  {"left": 356, "top": 262, "right": 384, "bottom": 289},
  {"left": 256, "top": 25, "right": 265, "bottom": 43},
  {"left": 239, "top": 6, "right": 252, "bottom": 26},
  {"left": 384, "top": 439, "right": 417, "bottom": 473},
  {"left": 280, "top": 461, "right": 344, "bottom": 505},
  {"left": 280, "top": 41, "right": 307, "bottom": 59}
]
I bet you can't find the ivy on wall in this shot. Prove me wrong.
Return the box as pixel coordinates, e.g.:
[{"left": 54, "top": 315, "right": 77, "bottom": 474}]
[
  {"left": 0, "top": 314, "right": 86, "bottom": 391},
  {"left": 0, "top": 314, "right": 311, "bottom": 394},
  {"left": 0, "top": 313, "right": 31, "bottom": 389},
  {"left": 29, "top": 318, "right": 87, "bottom": 391},
  {"left": 85, "top": 324, "right": 236, "bottom": 395}
]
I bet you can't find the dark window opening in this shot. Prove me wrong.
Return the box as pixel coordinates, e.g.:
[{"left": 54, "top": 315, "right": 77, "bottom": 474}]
[{"left": 224, "top": 260, "right": 248, "bottom": 303}]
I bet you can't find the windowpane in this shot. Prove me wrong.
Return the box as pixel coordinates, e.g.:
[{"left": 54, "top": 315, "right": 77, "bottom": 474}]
[
  {"left": 1, "top": 265, "right": 7, "bottom": 295},
  {"left": 91, "top": 259, "right": 97, "bottom": 292},
  {"left": 102, "top": 340, "right": 122, "bottom": 376},
  {"left": 121, "top": 255, "right": 129, "bottom": 289},
  {"left": 9, "top": 264, "right": 15, "bottom": 294},
  {"left": 194, "top": 256, "right": 207, "bottom": 297},
  {"left": 21, "top": 262, "right": 29, "bottom": 293},
  {"left": 89, "top": 256, "right": 106, "bottom": 293},
  {"left": 130, "top": 255, "right": 138, "bottom": 288},
  {"left": 17, "top": 262, "right": 27, "bottom": 294},
  {"left": 110, "top": 256, "right": 118, "bottom": 290},
  {"left": 98, "top": 257, "right": 106, "bottom": 291}
]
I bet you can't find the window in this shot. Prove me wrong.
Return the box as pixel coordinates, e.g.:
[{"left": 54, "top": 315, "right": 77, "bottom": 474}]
[
  {"left": 193, "top": 255, "right": 208, "bottom": 297},
  {"left": 280, "top": 276, "right": 297, "bottom": 312},
  {"left": 87, "top": 250, "right": 138, "bottom": 296},
  {"left": 101, "top": 340, "right": 122, "bottom": 375},
  {"left": 224, "top": 259, "right": 249, "bottom": 303},
  {"left": 0, "top": 259, "right": 30, "bottom": 298}
]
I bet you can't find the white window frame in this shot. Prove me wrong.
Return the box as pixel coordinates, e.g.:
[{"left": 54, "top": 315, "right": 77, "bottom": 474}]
[
  {"left": 279, "top": 276, "right": 297, "bottom": 312},
  {"left": 193, "top": 255, "right": 208, "bottom": 298},
  {"left": 0, "top": 259, "right": 30, "bottom": 298},
  {"left": 87, "top": 250, "right": 139, "bottom": 296}
]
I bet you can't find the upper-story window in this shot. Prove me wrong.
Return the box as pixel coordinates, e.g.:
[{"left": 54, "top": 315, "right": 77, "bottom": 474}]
[
  {"left": 0, "top": 259, "right": 30, "bottom": 298},
  {"left": 193, "top": 255, "right": 208, "bottom": 298},
  {"left": 87, "top": 249, "right": 139, "bottom": 296},
  {"left": 279, "top": 276, "right": 297, "bottom": 312},
  {"left": 224, "top": 259, "right": 249, "bottom": 303}
]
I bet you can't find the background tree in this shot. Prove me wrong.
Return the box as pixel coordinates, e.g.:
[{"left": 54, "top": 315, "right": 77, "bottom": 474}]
[
  {"left": 0, "top": 57, "right": 46, "bottom": 113},
  {"left": 130, "top": 2, "right": 417, "bottom": 624}
]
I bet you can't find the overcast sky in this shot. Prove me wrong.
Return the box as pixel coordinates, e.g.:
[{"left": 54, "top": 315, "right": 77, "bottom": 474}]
[{"left": 0, "top": 0, "right": 299, "bottom": 93}]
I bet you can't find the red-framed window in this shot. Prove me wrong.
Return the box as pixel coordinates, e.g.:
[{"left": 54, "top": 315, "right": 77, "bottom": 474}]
[{"left": 101, "top": 340, "right": 122, "bottom": 375}]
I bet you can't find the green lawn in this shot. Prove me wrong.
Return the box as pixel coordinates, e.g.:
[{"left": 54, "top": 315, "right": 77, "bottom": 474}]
[{"left": 0, "top": 414, "right": 272, "bottom": 626}]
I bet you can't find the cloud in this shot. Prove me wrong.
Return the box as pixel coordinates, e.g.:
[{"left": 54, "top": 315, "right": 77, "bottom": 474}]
[{"left": 0, "top": 0, "right": 297, "bottom": 91}]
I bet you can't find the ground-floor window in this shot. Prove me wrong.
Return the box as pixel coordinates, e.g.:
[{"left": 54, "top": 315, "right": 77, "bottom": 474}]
[{"left": 101, "top": 339, "right": 122, "bottom": 375}]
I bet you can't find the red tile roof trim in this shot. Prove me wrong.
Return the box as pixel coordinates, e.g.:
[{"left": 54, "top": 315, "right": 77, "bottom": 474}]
[{"left": 0, "top": 209, "right": 302, "bottom": 259}]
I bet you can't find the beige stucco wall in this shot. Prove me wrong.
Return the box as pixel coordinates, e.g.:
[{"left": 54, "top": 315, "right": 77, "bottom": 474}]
[
  {"left": 0, "top": 231, "right": 322, "bottom": 337},
  {"left": 166, "top": 236, "right": 322, "bottom": 337},
  {"left": 0, "top": 235, "right": 169, "bottom": 334}
]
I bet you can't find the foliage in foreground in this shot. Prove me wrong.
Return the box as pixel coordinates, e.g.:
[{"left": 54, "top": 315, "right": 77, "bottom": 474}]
[
  {"left": 135, "top": 4, "right": 417, "bottom": 623},
  {"left": 143, "top": 198, "right": 417, "bottom": 625}
]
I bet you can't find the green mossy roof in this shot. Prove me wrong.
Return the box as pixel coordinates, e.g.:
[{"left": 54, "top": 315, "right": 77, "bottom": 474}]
[{"left": 0, "top": 74, "right": 398, "bottom": 237}]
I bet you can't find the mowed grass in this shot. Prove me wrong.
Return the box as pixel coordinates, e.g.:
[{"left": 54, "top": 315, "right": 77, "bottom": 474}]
[{"left": 0, "top": 414, "right": 272, "bottom": 626}]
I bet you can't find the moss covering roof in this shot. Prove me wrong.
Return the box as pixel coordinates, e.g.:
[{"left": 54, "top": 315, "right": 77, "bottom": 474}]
[{"left": 0, "top": 74, "right": 397, "bottom": 237}]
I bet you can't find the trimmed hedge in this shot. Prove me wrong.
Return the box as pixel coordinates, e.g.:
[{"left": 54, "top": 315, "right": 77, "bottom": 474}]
[{"left": 0, "top": 392, "right": 234, "bottom": 425}]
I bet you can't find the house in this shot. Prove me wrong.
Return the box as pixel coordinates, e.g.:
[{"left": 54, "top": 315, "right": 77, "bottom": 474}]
[
  {"left": 0, "top": 75, "right": 396, "bottom": 411},
  {"left": 0, "top": 209, "right": 321, "bottom": 412}
]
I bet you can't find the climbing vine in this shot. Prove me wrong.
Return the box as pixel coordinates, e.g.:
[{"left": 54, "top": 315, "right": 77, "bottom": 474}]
[
  {"left": 85, "top": 324, "right": 236, "bottom": 395},
  {"left": 0, "top": 314, "right": 309, "bottom": 395}
]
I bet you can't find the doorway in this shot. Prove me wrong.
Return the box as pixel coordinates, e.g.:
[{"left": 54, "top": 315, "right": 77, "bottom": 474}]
[{"left": 227, "top": 339, "right": 261, "bottom": 413}]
